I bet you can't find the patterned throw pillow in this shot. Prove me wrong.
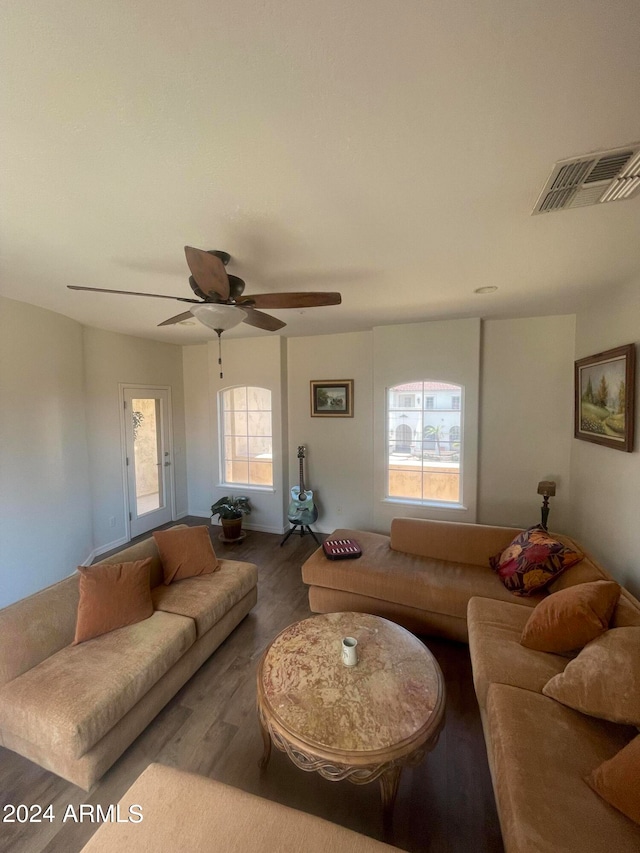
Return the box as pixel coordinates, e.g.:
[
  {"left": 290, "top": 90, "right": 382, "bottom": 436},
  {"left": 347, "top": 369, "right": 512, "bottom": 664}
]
[{"left": 489, "top": 525, "right": 583, "bottom": 596}]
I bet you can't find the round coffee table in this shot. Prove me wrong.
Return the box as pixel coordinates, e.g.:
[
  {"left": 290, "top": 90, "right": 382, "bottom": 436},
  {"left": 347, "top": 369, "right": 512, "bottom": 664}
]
[{"left": 256, "top": 612, "right": 445, "bottom": 827}]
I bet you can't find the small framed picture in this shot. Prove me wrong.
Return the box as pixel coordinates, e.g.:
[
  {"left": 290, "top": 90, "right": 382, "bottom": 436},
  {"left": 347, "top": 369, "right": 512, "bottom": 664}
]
[
  {"left": 574, "top": 343, "right": 635, "bottom": 452},
  {"left": 310, "top": 380, "right": 354, "bottom": 417}
]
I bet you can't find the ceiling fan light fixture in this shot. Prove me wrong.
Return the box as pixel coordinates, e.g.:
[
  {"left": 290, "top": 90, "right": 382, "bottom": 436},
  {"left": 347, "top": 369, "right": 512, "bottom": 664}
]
[{"left": 190, "top": 303, "right": 247, "bottom": 331}]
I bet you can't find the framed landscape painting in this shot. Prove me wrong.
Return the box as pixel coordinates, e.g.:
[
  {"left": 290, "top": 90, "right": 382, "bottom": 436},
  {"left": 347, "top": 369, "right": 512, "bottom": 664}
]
[
  {"left": 310, "top": 380, "right": 354, "bottom": 417},
  {"left": 574, "top": 344, "right": 635, "bottom": 451}
]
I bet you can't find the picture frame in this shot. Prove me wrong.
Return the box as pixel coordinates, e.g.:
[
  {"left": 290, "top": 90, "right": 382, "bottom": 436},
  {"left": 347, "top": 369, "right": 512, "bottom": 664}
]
[
  {"left": 310, "top": 380, "right": 354, "bottom": 417},
  {"left": 574, "top": 343, "right": 635, "bottom": 452}
]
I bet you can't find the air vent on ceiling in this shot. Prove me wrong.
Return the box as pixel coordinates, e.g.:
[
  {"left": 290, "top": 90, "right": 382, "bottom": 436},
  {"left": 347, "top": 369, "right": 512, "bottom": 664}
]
[{"left": 532, "top": 143, "right": 640, "bottom": 214}]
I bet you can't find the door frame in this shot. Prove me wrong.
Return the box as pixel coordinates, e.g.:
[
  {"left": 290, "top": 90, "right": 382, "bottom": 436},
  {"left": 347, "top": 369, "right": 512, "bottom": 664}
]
[{"left": 119, "top": 383, "right": 176, "bottom": 542}]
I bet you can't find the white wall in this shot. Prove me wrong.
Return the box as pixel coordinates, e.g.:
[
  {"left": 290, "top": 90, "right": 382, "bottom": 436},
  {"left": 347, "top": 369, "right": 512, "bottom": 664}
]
[
  {"left": 569, "top": 282, "right": 640, "bottom": 597},
  {"left": 183, "top": 344, "right": 214, "bottom": 517},
  {"left": 6, "top": 297, "right": 622, "bottom": 609},
  {"left": 287, "top": 332, "right": 374, "bottom": 533},
  {"left": 373, "top": 319, "right": 481, "bottom": 529},
  {"left": 0, "top": 298, "right": 92, "bottom": 607},
  {"left": 479, "top": 315, "right": 575, "bottom": 531},
  {"left": 204, "top": 335, "right": 288, "bottom": 535},
  {"left": 82, "top": 328, "right": 187, "bottom": 553}
]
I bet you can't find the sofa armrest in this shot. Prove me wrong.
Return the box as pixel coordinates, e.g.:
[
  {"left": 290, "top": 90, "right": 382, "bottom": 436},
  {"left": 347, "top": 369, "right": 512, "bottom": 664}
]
[{"left": 390, "top": 518, "right": 523, "bottom": 567}]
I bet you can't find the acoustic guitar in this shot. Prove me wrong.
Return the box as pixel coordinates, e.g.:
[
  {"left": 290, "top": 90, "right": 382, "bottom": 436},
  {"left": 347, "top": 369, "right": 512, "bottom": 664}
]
[{"left": 288, "top": 446, "right": 318, "bottom": 524}]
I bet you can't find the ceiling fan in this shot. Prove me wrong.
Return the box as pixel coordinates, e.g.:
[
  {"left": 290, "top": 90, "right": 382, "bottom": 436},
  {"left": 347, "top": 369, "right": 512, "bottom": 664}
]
[{"left": 68, "top": 246, "right": 342, "bottom": 333}]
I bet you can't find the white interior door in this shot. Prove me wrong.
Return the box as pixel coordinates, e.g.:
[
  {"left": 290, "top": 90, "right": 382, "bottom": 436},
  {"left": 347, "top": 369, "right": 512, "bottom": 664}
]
[{"left": 123, "top": 387, "right": 174, "bottom": 538}]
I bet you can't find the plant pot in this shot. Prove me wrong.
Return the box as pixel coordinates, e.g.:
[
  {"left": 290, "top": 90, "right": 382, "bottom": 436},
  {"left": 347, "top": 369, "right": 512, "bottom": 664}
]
[{"left": 221, "top": 517, "right": 243, "bottom": 540}]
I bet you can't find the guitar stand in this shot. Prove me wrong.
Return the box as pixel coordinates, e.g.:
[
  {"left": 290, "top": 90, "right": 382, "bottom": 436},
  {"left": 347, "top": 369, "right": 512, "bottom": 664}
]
[{"left": 280, "top": 522, "right": 320, "bottom": 547}]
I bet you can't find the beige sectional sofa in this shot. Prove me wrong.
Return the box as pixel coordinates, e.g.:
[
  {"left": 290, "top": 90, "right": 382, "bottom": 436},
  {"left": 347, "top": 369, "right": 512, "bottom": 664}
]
[
  {"left": 302, "top": 518, "right": 553, "bottom": 641},
  {"left": 80, "top": 763, "right": 395, "bottom": 853},
  {"left": 303, "top": 517, "right": 640, "bottom": 852},
  {"left": 0, "top": 526, "right": 257, "bottom": 790}
]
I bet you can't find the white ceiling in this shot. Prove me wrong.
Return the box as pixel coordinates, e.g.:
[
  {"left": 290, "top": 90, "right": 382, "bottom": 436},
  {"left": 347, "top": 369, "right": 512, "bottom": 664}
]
[{"left": 2, "top": 1, "right": 640, "bottom": 344}]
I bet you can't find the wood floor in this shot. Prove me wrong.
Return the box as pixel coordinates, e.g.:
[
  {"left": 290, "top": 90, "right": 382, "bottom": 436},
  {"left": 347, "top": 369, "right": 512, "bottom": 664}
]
[{"left": 0, "top": 520, "right": 504, "bottom": 853}]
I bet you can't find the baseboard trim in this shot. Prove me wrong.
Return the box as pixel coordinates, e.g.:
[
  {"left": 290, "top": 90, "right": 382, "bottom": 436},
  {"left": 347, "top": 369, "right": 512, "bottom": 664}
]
[
  {"left": 83, "top": 535, "right": 130, "bottom": 565},
  {"left": 209, "top": 520, "right": 286, "bottom": 536}
]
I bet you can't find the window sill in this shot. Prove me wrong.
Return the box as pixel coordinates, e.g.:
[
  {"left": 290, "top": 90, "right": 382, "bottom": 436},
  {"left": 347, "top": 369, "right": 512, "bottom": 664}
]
[
  {"left": 217, "top": 484, "right": 276, "bottom": 494},
  {"left": 382, "top": 498, "right": 468, "bottom": 512}
]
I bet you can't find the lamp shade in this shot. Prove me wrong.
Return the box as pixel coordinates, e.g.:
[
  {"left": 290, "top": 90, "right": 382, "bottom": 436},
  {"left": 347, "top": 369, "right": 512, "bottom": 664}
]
[
  {"left": 190, "top": 304, "right": 247, "bottom": 331},
  {"left": 537, "top": 480, "right": 556, "bottom": 497}
]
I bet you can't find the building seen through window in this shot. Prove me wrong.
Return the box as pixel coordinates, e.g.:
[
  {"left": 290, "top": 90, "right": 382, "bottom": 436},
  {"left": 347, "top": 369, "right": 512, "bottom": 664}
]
[{"left": 387, "top": 381, "right": 462, "bottom": 504}]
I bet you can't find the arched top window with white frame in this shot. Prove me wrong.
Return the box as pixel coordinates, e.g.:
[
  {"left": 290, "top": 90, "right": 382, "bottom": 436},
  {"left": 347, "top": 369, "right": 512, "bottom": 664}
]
[
  {"left": 387, "top": 380, "right": 463, "bottom": 505},
  {"left": 220, "top": 386, "right": 273, "bottom": 488}
]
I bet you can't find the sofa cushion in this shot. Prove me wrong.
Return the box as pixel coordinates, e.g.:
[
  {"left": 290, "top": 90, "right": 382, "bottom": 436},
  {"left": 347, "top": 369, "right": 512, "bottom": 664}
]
[
  {"left": 302, "top": 529, "right": 545, "bottom": 621},
  {"left": 74, "top": 558, "right": 154, "bottom": 645},
  {"left": 152, "top": 559, "right": 258, "bottom": 638},
  {"left": 389, "top": 517, "right": 524, "bottom": 567},
  {"left": 586, "top": 734, "right": 640, "bottom": 827},
  {"left": 489, "top": 525, "right": 583, "bottom": 596},
  {"left": 546, "top": 550, "right": 608, "bottom": 592},
  {"left": 78, "top": 763, "right": 397, "bottom": 853},
  {"left": 543, "top": 627, "right": 640, "bottom": 726},
  {"left": 611, "top": 591, "right": 640, "bottom": 628},
  {"left": 153, "top": 525, "right": 219, "bottom": 584},
  {"left": 467, "top": 597, "right": 568, "bottom": 709},
  {"left": 0, "top": 611, "right": 195, "bottom": 760},
  {"left": 485, "top": 683, "right": 640, "bottom": 853},
  {"left": 520, "top": 580, "right": 620, "bottom": 654}
]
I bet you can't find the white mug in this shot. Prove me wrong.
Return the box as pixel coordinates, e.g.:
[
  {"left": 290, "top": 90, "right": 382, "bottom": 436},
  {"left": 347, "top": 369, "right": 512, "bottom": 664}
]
[{"left": 342, "top": 636, "right": 358, "bottom": 667}]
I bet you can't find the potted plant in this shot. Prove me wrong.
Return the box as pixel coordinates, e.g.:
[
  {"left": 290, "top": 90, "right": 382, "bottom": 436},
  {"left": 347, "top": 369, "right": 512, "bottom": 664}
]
[{"left": 210, "top": 495, "right": 252, "bottom": 541}]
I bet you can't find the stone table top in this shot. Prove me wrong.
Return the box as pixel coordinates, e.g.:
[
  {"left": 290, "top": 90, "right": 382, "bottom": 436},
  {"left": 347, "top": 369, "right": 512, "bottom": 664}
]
[{"left": 258, "top": 612, "right": 444, "bottom": 755}]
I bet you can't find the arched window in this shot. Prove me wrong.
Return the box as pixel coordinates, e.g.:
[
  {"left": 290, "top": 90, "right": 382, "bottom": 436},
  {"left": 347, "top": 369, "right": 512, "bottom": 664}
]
[
  {"left": 387, "top": 381, "right": 463, "bottom": 504},
  {"left": 219, "top": 386, "right": 273, "bottom": 487}
]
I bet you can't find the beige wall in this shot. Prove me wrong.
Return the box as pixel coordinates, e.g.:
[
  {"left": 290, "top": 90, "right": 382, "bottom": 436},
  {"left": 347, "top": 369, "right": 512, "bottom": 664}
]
[
  {"left": 287, "top": 332, "right": 374, "bottom": 533},
  {"left": 373, "top": 319, "right": 481, "bottom": 530},
  {"left": 199, "top": 335, "right": 288, "bottom": 535},
  {"left": 7, "top": 293, "right": 636, "bottom": 606},
  {"left": 0, "top": 298, "right": 92, "bottom": 608},
  {"left": 570, "top": 282, "right": 640, "bottom": 597},
  {"left": 185, "top": 317, "right": 579, "bottom": 540},
  {"left": 479, "top": 315, "right": 575, "bottom": 531},
  {"left": 82, "top": 327, "right": 187, "bottom": 552},
  {"left": 183, "top": 344, "right": 214, "bottom": 517}
]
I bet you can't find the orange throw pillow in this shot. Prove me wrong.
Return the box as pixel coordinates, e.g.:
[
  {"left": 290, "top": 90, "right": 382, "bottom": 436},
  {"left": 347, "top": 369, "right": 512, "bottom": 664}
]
[
  {"left": 586, "top": 735, "right": 640, "bottom": 826},
  {"left": 74, "top": 558, "right": 153, "bottom": 645},
  {"left": 521, "top": 580, "right": 621, "bottom": 653},
  {"left": 153, "top": 525, "right": 219, "bottom": 585}
]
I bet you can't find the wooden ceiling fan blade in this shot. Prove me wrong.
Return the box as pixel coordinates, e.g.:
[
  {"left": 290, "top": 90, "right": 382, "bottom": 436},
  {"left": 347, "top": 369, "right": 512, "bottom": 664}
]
[
  {"left": 238, "top": 292, "right": 341, "bottom": 309},
  {"left": 184, "top": 246, "right": 230, "bottom": 301},
  {"left": 158, "top": 310, "right": 196, "bottom": 327},
  {"left": 242, "top": 307, "right": 287, "bottom": 331},
  {"left": 67, "top": 285, "right": 199, "bottom": 303}
]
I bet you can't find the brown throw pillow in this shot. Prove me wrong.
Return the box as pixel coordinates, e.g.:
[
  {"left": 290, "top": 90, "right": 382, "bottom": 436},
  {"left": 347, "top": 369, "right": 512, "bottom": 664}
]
[
  {"left": 542, "top": 627, "right": 640, "bottom": 726},
  {"left": 153, "top": 525, "right": 219, "bottom": 585},
  {"left": 521, "top": 580, "right": 621, "bottom": 653},
  {"left": 586, "top": 735, "right": 640, "bottom": 826},
  {"left": 489, "top": 525, "right": 583, "bottom": 596},
  {"left": 74, "top": 558, "right": 153, "bottom": 645}
]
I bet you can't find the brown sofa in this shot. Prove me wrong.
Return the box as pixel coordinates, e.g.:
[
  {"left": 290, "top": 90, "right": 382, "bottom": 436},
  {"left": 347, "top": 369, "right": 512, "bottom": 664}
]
[
  {"left": 302, "top": 518, "right": 555, "bottom": 641},
  {"left": 303, "top": 517, "right": 640, "bottom": 852},
  {"left": 0, "top": 527, "right": 258, "bottom": 790},
  {"left": 79, "top": 763, "right": 396, "bottom": 852}
]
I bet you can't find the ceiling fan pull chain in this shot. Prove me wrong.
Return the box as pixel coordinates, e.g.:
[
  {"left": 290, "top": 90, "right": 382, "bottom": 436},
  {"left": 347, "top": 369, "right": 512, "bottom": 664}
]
[{"left": 216, "top": 329, "right": 224, "bottom": 379}]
